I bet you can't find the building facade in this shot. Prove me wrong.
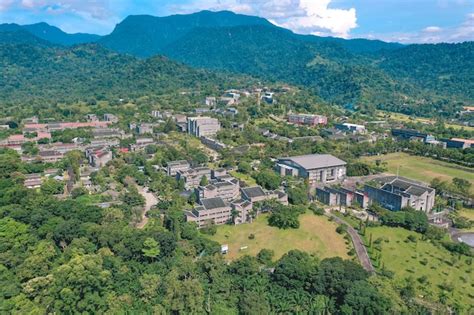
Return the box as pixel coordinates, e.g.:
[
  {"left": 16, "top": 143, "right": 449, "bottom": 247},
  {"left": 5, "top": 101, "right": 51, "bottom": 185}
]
[
  {"left": 365, "top": 176, "right": 436, "bottom": 212},
  {"left": 288, "top": 114, "right": 327, "bottom": 126},
  {"left": 276, "top": 154, "right": 347, "bottom": 185},
  {"left": 187, "top": 117, "right": 220, "bottom": 137}
]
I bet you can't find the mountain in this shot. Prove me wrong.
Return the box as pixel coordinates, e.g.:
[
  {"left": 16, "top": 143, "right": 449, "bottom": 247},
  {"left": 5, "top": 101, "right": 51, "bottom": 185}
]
[
  {"left": 377, "top": 42, "right": 474, "bottom": 100},
  {"left": 99, "top": 10, "right": 275, "bottom": 57},
  {"left": 0, "top": 29, "right": 54, "bottom": 46},
  {"left": 0, "top": 42, "right": 249, "bottom": 112},
  {"left": 162, "top": 24, "right": 468, "bottom": 115},
  {"left": 0, "top": 22, "right": 100, "bottom": 46}
]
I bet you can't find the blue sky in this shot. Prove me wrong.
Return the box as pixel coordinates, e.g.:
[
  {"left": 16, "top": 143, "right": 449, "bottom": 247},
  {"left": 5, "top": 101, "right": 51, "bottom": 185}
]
[{"left": 0, "top": 0, "right": 473, "bottom": 43}]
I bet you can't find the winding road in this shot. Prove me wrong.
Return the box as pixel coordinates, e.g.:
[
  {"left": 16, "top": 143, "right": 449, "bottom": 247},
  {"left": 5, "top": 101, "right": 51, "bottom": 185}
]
[
  {"left": 136, "top": 186, "right": 158, "bottom": 229},
  {"left": 327, "top": 212, "right": 375, "bottom": 273}
]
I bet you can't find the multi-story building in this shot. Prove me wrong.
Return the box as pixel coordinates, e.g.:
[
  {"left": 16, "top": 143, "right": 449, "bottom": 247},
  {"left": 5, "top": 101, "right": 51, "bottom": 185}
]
[
  {"left": 24, "top": 121, "right": 110, "bottom": 133},
  {"left": 177, "top": 167, "right": 212, "bottom": 190},
  {"left": 86, "top": 148, "right": 112, "bottom": 167},
  {"left": 205, "top": 97, "right": 217, "bottom": 107},
  {"left": 276, "top": 154, "right": 347, "bottom": 185},
  {"left": 187, "top": 117, "right": 220, "bottom": 137},
  {"left": 391, "top": 128, "right": 430, "bottom": 142},
  {"left": 445, "top": 138, "right": 474, "bottom": 149},
  {"left": 231, "top": 199, "right": 253, "bottom": 224},
  {"left": 186, "top": 197, "right": 232, "bottom": 228},
  {"left": 197, "top": 178, "right": 240, "bottom": 202},
  {"left": 288, "top": 114, "right": 328, "bottom": 126},
  {"left": 129, "top": 138, "right": 154, "bottom": 152},
  {"left": 103, "top": 113, "right": 119, "bottom": 123},
  {"left": 240, "top": 186, "right": 288, "bottom": 205},
  {"left": 200, "top": 136, "right": 227, "bottom": 151},
  {"left": 92, "top": 128, "right": 124, "bottom": 139},
  {"left": 365, "top": 176, "right": 436, "bottom": 213},
  {"left": 335, "top": 123, "right": 366, "bottom": 134},
  {"left": 316, "top": 186, "right": 369, "bottom": 208},
  {"left": 167, "top": 160, "right": 190, "bottom": 176},
  {"left": 137, "top": 124, "right": 155, "bottom": 135}
]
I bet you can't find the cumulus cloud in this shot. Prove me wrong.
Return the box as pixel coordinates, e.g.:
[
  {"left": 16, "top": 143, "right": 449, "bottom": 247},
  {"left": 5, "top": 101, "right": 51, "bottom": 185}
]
[
  {"left": 174, "top": 0, "right": 358, "bottom": 38},
  {"left": 361, "top": 12, "right": 474, "bottom": 44}
]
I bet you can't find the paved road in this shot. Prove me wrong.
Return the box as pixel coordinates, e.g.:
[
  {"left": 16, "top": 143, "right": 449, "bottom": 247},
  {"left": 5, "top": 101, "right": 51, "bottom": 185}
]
[
  {"left": 136, "top": 186, "right": 158, "bottom": 229},
  {"left": 328, "top": 212, "right": 375, "bottom": 273}
]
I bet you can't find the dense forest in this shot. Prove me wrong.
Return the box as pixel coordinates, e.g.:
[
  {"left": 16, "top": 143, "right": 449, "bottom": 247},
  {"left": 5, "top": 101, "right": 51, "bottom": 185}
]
[
  {"left": 0, "top": 40, "right": 253, "bottom": 115},
  {"left": 0, "top": 148, "right": 396, "bottom": 314},
  {"left": 1, "top": 10, "right": 473, "bottom": 118}
]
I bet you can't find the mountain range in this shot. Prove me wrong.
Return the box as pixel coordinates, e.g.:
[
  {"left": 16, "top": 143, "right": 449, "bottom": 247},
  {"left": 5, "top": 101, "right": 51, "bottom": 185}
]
[{"left": 1, "top": 10, "right": 472, "bottom": 117}]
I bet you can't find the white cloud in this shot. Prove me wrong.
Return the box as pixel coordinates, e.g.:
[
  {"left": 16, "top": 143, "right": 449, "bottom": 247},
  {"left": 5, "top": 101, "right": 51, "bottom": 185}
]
[
  {"left": 423, "top": 26, "right": 442, "bottom": 33},
  {"left": 0, "top": 0, "right": 15, "bottom": 11},
  {"left": 360, "top": 12, "right": 474, "bottom": 44},
  {"left": 174, "top": 0, "right": 358, "bottom": 38}
]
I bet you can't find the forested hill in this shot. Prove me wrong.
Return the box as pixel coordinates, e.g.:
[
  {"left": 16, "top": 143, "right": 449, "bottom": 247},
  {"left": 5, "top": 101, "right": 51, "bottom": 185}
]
[
  {"left": 376, "top": 42, "right": 474, "bottom": 100},
  {"left": 162, "top": 25, "right": 471, "bottom": 116},
  {"left": 0, "top": 42, "right": 250, "bottom": 113},
  {"left": 96, "top": 10, "right": 472, "bottom": 117},
  {"left": 1, "top": 10, "right": 473, "bottom": 117},
  {"left": 99, "top": 10, "right": 274, "bottom": 57},
  {"left": 0, "top": 22, "right": 100, "bottom": 46}
]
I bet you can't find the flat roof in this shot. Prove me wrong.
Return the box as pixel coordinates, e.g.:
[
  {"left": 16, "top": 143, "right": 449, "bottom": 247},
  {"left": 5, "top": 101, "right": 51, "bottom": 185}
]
[
  {"left": 279, "top": 154, "right": 346, "bottom": 170},
  {"left": 200, "top": 197, "right": 227, "bottom": 210},
  {"left": 241, "top": 186, "right": 266, "bottom": 198}
]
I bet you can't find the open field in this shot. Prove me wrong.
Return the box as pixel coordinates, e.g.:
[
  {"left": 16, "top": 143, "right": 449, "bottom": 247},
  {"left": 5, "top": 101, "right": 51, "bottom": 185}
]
[
  {"left": 365, "top": 226, "right": 474, "bottom": 309},
  {"left": 362, "top": 152, "right": 474, "bottom": 192},
  {"left": 377, "top": 110, "right": 474, "bottom": 132},
  {"left": 207, "top": 213, "right": 350, "bottom": 261}
]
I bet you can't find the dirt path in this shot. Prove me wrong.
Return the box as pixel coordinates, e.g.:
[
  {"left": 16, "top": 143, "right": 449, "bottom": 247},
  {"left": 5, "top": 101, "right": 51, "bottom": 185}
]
[
  {"left": 327, "top": 212, "right": 375, "bottom": 273},
  {"left": 136, "top": 186, "right": 158, "bottom": 229}
]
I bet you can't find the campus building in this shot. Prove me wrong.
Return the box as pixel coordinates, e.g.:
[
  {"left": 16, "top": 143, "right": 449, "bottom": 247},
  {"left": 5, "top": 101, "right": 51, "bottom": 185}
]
[
  {"left": 365, "top": 176, "right": 436, "bottom": 212},
  {"left": 276, "top": 154, "right": 347, "bottom": 185},
  {"left": 288, "top": 113, "right": 327, "bottom": 126},
  {"left": 186, "top": 197, "right": 232, "bottom": 228},
  {"left": 187, "top": 117, "right": 220, "bottom": 137},
  {"left": 177, "top": 167, "right": 212, "bottom": 190}
]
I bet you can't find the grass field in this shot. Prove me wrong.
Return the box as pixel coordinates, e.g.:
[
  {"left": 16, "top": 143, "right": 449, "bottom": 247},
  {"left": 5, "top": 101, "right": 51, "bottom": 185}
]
[
  {"left": 377, "top": 111, "right": 474, "bottom": 132},
  {"left": 207, "top": 213, "right": 350, "bottom": 261},
  {"left": 362, "top": 152, "right": 474, "bottom": 192},
  {"left": 365, "top": 226, "right": 473, "bottom": 309}
]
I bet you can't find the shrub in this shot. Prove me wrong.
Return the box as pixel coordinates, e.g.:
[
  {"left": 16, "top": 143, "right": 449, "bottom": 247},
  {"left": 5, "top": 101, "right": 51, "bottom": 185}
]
[{"left": 336, "top": 225, "right": 347, "bottom": 234}]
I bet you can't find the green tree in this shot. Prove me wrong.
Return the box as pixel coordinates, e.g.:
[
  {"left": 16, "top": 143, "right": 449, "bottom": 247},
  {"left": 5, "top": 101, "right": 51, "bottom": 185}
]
[
  {"left": 199, "top": 175, "right": 209, "bottom": 186},
  {"left": 142, "top": 237, "right": 161, "bottom": 261}
]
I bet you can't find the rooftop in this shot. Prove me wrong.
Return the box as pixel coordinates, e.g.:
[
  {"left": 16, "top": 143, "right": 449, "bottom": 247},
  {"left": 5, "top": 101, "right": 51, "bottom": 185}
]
[
  {"left": 279, "top": 154, "right": 346, "bottom": 170},
  {"left": 375, "top": 176, "right": 434, "bottom": 196},
  {"left": 200, "top": 197, "right": 227, "bottom": 210},
  {"left": 241, "top": 186, "right": 266, "bottom": 198}
]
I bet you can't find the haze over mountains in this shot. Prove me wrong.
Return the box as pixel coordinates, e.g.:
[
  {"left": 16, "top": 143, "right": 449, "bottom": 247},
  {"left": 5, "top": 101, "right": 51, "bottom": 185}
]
[{"left": 0, "top": 10, "right": 473, "bottom": 117}]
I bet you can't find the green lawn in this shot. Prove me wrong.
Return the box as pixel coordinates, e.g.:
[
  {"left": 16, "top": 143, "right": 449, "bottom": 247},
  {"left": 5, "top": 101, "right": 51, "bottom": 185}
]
[
  {"left": 229, "top": 171, "right": 257, "bottom": 186},
  {"left": 362, "top": 153, "right": 474, "bottom": 193},
  {"left": 207, "top": 213, "right": 350, "bottom": 261},
  {"left": 365, "top": 226, "right": 473, "bottom": 309}
]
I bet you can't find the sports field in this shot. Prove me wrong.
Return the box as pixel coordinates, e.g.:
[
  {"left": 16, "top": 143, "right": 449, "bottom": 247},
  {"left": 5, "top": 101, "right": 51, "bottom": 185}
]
[
  {"left": 362, "top": 152, "right": 474, "bottom": 192},
  {"left": 366, "top": 226, "right": 473, "bottom": 309},
  {"left": 208, "top": 213, "right": 350, "bottom": 261}
]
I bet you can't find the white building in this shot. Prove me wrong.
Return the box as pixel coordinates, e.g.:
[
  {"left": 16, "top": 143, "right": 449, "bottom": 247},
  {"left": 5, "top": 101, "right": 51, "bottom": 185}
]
[{"left": 187, "top": 117, "right": 220, "bottom": 137}]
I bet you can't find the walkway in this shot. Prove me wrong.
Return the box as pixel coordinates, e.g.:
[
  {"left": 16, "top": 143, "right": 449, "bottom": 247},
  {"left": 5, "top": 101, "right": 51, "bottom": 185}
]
[
  {"left": 327, "top": 212, "right": 375, "bottom": 273},
  {"left": 136, "top": 186, "right": 158, "bottom": 229}
]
